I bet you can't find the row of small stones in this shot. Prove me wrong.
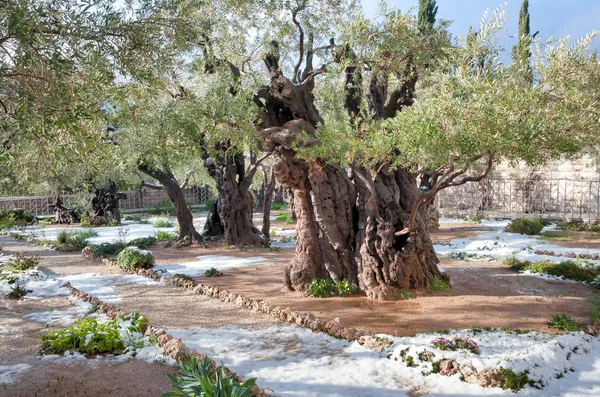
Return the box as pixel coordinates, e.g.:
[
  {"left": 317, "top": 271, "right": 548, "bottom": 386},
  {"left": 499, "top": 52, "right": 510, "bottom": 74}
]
[
  {"left": 534, "top": 250, "right": 600, "bottom": 261},
  {"left": 61, "top": 281, "right": 274, "bottom": 397},
  {"left": 80, "top": 248, "right": 592, "bottom": 391}
]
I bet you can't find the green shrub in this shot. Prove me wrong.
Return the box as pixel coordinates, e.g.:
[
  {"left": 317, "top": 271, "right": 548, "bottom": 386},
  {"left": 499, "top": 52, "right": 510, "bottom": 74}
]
[
  {"left": 556, "top": 221, "right": 600, "bottom": 233},
  {"left": 40, "top": 314, "right": 147, "bottom": 355},
  {"left": 6, "top": 284, "right": 29, "bottom": 299},
  {"left": 274, "top": 213, "right": 294, "bottom": 224},
  {"left": 499, "top": 368, "right": 530, "bottom": 392},
  {"left": 505, "top": 258, "right": 600, "bottom": 283},
  {"left": 154, "top": 218, "right": 174, "bottom": 228},
  {"left": 547, "top": 314, "right": 579, "bottom": 332},
  {"left": 308, "top": 278, "right": 337, "bottom": 298},
  {"left": 592, "top": 276, "right": 600, "bottom": 289},
  {"left": 0, "top": 209, "right": 35, "bottom": 229},
  {"left": 164, "top": 357, "right": 256, "bottom": 397},
  {"left": 89, "top": 241, "right": 128, "bottom": 256},
  {"left": 590, "top": 296, "right": 600, "bottom": 323},
  {"left": 155, "top": 231, "right": 176, "bottom": 241},
  {"left": 428, "top": 276, "right": 451, "bottom": 292},
  {"left": 128, "top": 236, "right": 157, "bottom": 248},
  {"left": 56, "top": 229, "right": 97, "bottom": 249},
  {"left": 505, "top": 217, "right": 544, "bottom": 235},
  {"left": 203, "top": 268, "right": 223, "bottom": 277},
  {"left": 116, "top": 247, "right": 155, "bottom": 271},
  {"left": 172, "top": 274, "right": 194, "bottom": 282},
  {"left": 270, "top": 203, "right": 283, "bottom": 210},
  {"left": 148, "top": 200, "right": 175, "bottom": 215},
  {"left": 5, "top": 252, "right": 39, "bottom": 271},
  {"left": 336, "top": 279, "right": 358, "bottom": 296}
]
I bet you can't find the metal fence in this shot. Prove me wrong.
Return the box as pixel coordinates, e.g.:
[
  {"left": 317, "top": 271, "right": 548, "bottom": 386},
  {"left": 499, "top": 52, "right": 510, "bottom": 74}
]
[
  {"left": 0, "top": 186, "right": 213, "bottom": 216},
  {"left": 436, "top": 178, "right": 600, "bottom": 222}
]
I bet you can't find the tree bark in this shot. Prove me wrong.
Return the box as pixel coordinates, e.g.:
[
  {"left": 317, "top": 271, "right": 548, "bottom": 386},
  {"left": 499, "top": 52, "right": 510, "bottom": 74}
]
[
  {"left": 202, "top": 150, "right": 266, "bottom": 247},
  {"left": 261, "top": 165, "right": 276, "bottom": 238},
  {"left": 138, "top": 165, "right": 203, "bottom": 243},
  {"left": 255, "top": 42, "right": 447, "bottom": 300}
]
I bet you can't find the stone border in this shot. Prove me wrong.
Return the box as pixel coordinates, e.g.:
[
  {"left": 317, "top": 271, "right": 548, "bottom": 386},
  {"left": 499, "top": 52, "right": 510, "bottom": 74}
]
[
  {"left": 81, "top": 248, "right": 600, "bottom": 391},
  {"left": 60, "top": 280, "right": 275, "bottom": 397},
  {"left": 82, "top": 247, "right": 365, "bottom": 341}
]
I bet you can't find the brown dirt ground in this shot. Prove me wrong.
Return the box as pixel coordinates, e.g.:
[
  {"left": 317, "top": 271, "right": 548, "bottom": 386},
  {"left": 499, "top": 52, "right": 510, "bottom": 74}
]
[
  {"left": 0, "top": 296, "right": 177, "bottom": 397},
  {"left": 152, "top": 223, "right": 600, "bottom": 337},
  {"left": 538, "top": 230, "right": 600, "bottom": 250}
]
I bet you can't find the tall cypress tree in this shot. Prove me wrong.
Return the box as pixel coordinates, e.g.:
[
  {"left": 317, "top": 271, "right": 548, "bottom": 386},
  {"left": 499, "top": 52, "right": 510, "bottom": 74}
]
[
  {"left": 513, "top": 0, "right": 533, "bottom": 84},
  {"left": 418, "top": 0, "right": 438, "bottom": 34}
]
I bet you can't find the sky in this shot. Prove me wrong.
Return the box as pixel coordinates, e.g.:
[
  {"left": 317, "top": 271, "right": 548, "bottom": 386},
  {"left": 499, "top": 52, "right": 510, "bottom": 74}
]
[{"left": 361, "top": 0, "right": 599, "bottom": 60}]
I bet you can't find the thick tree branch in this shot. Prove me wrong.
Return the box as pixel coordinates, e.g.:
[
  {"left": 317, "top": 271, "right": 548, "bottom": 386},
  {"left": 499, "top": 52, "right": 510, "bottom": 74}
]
[{"left": 291, "top": 2, "right": 307, "bottom": 84}]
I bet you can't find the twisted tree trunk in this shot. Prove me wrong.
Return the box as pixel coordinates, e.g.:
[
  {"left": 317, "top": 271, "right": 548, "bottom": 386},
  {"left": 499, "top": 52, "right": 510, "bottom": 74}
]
[
  {"left": 138, "top": 165, "right": 203, "bottom": 243},
  {"left": 255, "top": 41, "right": 448, "bottom": 300}
]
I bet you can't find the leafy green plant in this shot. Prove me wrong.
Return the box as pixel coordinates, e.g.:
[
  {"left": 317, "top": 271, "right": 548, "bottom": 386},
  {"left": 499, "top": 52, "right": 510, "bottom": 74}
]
[
  {"left": 431, "top": 336, "right": 479, "bottom": 354},
  {"left": 448, "top": 252, "right": 480, "bottom": 261},
  {"left": 116, "top": 247, "right": 155, "bottom": 271},
  {"left": 41, "top": 318, "right": 125, "bottom": 355},
  {"left": 40, "top": 314, "right": 147, "bottom": 355},
  {"left": 505, "top": 217, "right": 544, "bottom": 235},
  {"left": 270, "top": 203, "right": 283, "bottom": 210},
  {"left": 398, "top": 289, "right": 415, "bottom": 300},
  {"left": 556, "top": 221, "right": 600, "bottom": 233},
  {"left": 128, "top": 236, "right": 157, "bottom": 248},
  {"left": 172, "top": 274, "right": 194, "bottom": 282},
  {"left": 505, "top": 258, "right": 600, "bottom": 283},
  {"left": 163, "top": 357, "right": 256, "bottom": 397},
  {"left": 499, "top": 368, "right": 530, "bottom": 392},
  {"left": 155, "top": 219, "right": 174, "bottom": 228},
  {"left": 156, "top": 231, "right": 177, "bottom": 241},
  {"left": 335, "top": 279, "right": 358, "bottom": 296},
  {"left": 5, "top": 252, "right": 40, "bottom": 271},
  {"left": 307, "top": 278, "right": 337, "bottom": 297},
  {"left": 148, "top": 200, "right": 175, "bottom": 215},
  {"left": 0, "top": 209, "right": 35, "bottom": 229},
  {"left": 274, "top": 213, "right": 294, "bottom": 224},
  {"left": 428, "top": 276, "right": 451, "bottom": 292},
  {"left": 6, "top": 284, "right": 29, "bottom": 299},
  {"left": 547, "top": 314, "right": 579, "bottom": 332},
  {"left": 590, "top": 296, "right": 600, "bottom": 323},
  {"left": 203, "top": 268, "right": 223, "bottom": 277},
  {"left": 56, "top": 230, "right": 97, "bottom": 249}
]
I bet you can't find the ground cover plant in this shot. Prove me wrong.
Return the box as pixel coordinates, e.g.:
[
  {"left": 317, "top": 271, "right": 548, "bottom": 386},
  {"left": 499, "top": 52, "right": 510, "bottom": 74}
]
[
  {"left": 274, "top": 213, "right": 294, "bottom": 224},
  {"left": 116, "top": 247, "right": 155, "bottom": 271},
  {"left": 505, "top": 217, "right": 545, "bottom": 235},
  {"left": 307, "top": 278, "right": 359, "bottom": 297},
  {"left": 203, "top": 268, "right": 223, "bottom": 277},
  {"left": 56, "top": 230, "right": 98, "bottom": 249},
  {"left": 0, "top": 209, "right": 35, "bottom": 230},
  {"left": 428, "top": 276, "right": 451, "bottom": 292},
  {"left": 155, "top": 219, "right": 174, "bottom": 228},
  {"left": 40, "top": 313, "right": 148, "bottom": 355},
  {"left": 504, "top": 258, "right": 600, "bottom": 283},
  {"left": 0, "top": 252, "right": 40, "bottom": 285},
  {"left": 164, "top": 357, "right": 256, "bottom": 397},
  {"left": 556, "top": 221, "right": 600, "bottom": 233},
  {"left": 547, "top": 314, "right": 579, "bottom": 332},
  {"left": 591, "top": 297, "right": 600, "bottom": 323}
]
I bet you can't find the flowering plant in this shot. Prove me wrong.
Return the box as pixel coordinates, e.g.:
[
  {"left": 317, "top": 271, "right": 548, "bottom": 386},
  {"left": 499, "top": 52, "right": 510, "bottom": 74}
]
[{"left": 431, "top": 336, "right": 479, "bottom": 354}]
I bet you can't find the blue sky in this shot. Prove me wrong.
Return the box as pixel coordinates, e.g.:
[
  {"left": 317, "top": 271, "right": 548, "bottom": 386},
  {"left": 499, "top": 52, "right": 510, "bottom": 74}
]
[{"left": 361, "top": 0, "right": 599, "bottom": 59}]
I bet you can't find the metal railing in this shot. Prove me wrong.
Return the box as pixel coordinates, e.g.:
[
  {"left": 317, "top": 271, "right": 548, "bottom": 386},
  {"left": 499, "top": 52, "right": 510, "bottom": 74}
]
[
  {"left": 436, "top": 178, "right": 600, "bottom": 221},
  {"left": 0, "top": 186, "right": 213, "bottom": 216}
]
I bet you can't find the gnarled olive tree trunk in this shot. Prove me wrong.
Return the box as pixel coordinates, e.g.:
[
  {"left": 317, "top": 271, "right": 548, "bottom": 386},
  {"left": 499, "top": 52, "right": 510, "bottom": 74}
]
[
  {"left": 255, "top": 43, "right": 447, "bottom": 300},
  {"left": 202, "top": 150, "right": 266, "bottom": 247},
  {"left": 138, "top": 165, "right": 203, "bottom": 243}
]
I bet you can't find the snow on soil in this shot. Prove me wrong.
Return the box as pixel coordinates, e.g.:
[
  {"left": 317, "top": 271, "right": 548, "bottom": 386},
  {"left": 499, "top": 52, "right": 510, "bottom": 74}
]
[
  {"left": 0, "top": 364, "right": 32, "bottom": 385},
  {"left": 11, "top": 215, "right": 206, "bottom": 244},
  {"left": 54, "top": 272, "right": 163, "bottom": 303},
  {"left": 435, "top": 220, "right": 600, "bottom": 266},
  {"left": 169, "top": 324, "right": 600, "bottom": 397},
  {"left": 155, "top": 255, "right": 273, "bottom": 277}
]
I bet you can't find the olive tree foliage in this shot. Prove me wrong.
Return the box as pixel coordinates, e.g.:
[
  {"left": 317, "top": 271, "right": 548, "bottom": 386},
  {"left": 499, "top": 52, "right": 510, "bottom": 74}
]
[
  {"left": 0, "top": 0, "right": 202, "bottom": 193},
  {"left": 302, "top": 6, "right": 600, "bottom": 234}
]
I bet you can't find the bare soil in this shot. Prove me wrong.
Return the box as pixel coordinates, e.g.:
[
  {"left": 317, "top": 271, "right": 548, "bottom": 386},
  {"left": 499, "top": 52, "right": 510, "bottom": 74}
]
[{"left": 152, "top": 223, "right": 599, "bottom": 336}]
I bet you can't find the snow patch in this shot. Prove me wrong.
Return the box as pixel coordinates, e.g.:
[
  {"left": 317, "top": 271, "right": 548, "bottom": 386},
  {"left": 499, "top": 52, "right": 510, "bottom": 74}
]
[
  {"left": 156, "top": 255, "right": 273, "bottom": 276},
  {"left": 0, "top": 364, "right": 32, "bottom": 384}
]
